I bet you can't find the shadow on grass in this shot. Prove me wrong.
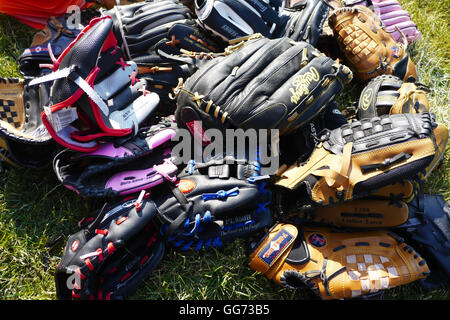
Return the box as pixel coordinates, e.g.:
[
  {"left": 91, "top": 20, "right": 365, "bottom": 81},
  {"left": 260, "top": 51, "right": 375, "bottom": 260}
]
[{"left": 0, "top": 165, "right": 100, "bottom": 249}]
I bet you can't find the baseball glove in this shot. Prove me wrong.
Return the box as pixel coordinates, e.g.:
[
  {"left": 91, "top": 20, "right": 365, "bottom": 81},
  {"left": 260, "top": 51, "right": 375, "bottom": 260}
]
[
  {"left": 174, "top": 35, "right": 353, "bottom": 137},
  {"left": 275, "top": 113, "right": 439, "bottom": 208},
  {"left": 328, "top": 5, "right": 417, "bottom": 82},
  {"left": 396, "top": 192, "right": 450, "bottom": 289},
  {"left": 0, "top": 77, "right": 57, "bottom": 169},
  {"left": 153, "top": 156, "right": 272, "bottom": 251},
  {"left": 53, "top": 118, "right": 178, "bottom": 198},
  {"left": 343, "top": 0, "right": 422, "bottom": 43},
  {"left": 248, "top": 223, "right": 430, "bottom": 299},
  {"left": 104, "top": 0, "right": 224, "bottom": 62},
  {"left": 356, "top": 75, "right": 430, "bottom": 119},
  {"left": 194, "top": 0, "right": 286, "bottom": 42},
  {"left": 355, "top": 76, "right": 448, "bottom": 180},
  {"left": 29, "top": 16, "right": 160, "bottom": 152},
  {"left": 275, "top": 180, "right": 417, "bottom": 228},
  {"left": 280, "top": 0, "right": 333, "bottom": 45},
  {"left": 55, "top": 192, "right": 165, "bottom": 300}
]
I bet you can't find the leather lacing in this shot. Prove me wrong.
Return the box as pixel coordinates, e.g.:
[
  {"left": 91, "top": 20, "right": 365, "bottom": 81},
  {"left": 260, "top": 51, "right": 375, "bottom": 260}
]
[{"left": 282, "top": 259, "right": 347, "bottom": 297}]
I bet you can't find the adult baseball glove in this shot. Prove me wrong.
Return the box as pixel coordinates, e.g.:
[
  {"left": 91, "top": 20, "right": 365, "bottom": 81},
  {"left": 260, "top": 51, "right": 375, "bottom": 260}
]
[
  {"left": 55, "top": 192, "right": 165, "bottom": 300},
  {"left": 248, "top": 223, "right": 430, "bottom": 299},
  {"left": 174, "top": 35, "right": 353, "bottom": 137},
  {"left": 153, "top": 156, "right": 272, "bottom": 251},
  {"left": 53, "top": 117, "right": 178, "bottom": 198},
  {"left": 343, "top": 0, "right": 422, "bottom": 43},
  {"left": 275, "top": 113, "right": 439, "bottom": 208},
  {"left": 328, "top": 5, "right": 417, "bottom": 82},
  {"left": 0, "top": 77, "right": 57, "bottom": 169},
  {"left": 29, "top": 16, "right": 160, "bottom": 152}
]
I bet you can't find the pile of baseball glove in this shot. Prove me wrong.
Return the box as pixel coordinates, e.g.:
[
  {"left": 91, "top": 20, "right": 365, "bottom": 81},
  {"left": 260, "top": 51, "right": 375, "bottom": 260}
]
[{"left": 0, "top": 0, "right": 448, "bottom": 300}]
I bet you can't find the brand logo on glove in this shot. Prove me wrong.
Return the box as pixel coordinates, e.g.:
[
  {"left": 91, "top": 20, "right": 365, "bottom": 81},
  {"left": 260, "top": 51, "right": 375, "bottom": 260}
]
[
  {"left": 177, "top": 179, "right": 196, "bottom": 193},
  {"left": 290, "top": 67, "right": 320, "bottom": 104},
  {"left": 308, "top": 233, "right": 326, "bottom": 247},
  {"left": 392, "top": 46, "right": 400, "bottom": 58},
  {"left": 259, "top": 230, "right": 293, "bottom": 266},
  {"left": 71, "top": 240, "right": 79, "bottom": 252},
  {"left": 30, "top": 46, "right": 48, "bottom": 54},
  {"left": 361, "top": 88, "right": 374, "bottom": 111}
]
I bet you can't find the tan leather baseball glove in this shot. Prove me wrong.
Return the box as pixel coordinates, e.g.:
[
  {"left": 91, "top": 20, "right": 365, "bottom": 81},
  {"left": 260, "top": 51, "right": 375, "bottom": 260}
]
[
  {"left": 249, "top": 223, "right": 430, "bottom": 299},
  {"left": 328, "top": 5, "right": 417, "bottom": 82}
]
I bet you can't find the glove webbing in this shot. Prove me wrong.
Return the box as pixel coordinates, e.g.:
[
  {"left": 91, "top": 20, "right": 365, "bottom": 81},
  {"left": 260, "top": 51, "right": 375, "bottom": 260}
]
[
  {"left": 29, "top": 66, "right": 111, "bottom": 118},
  {"left": 302, "top": 258, "right": 347, "bottom": 297},
  {"left": 311, "top": 142, "right": 353, "bottom": 188}
]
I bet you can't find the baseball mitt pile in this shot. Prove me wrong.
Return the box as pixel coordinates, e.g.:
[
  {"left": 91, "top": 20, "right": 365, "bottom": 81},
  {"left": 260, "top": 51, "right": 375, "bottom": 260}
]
[{"left": 0, "top": 0, "right": 448, "bottom": 300}]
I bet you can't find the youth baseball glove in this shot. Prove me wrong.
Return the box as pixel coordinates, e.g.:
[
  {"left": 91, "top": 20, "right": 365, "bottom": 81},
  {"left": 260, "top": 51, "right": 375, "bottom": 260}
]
[
  {"left": 153, "top": 156, "right": 272, "bottom": 251},
  {"left": 55, "top": 193, "right": 165, "bottom": 300},
  {"left": 275, "top": 179, "right": 417, "bottom": 228},
  {"left": 343, "top": 0, "right": 422, "bottom": 43},
  {"left": 18, "top": 9, "right": 101, "bottom": 78},
  {"left": 53, "top": 117, "right": 178, "bottom": 198},
  {"left": 356, "top": 75, "right": 430, "bottom": 119},
  {"left": 355, "top": 76, "right": 448, "bottom": 180},
  {"left": 29, "top": 16, "right": 160, "bottom": 152},
  {"left": 248, "top": 223, "right": 430, "bottom": 299}
]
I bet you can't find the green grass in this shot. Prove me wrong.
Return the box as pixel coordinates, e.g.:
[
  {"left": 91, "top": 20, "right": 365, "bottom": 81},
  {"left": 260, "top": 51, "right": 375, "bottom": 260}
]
[{"left": 0, "top": 0, "right": 449, "bottom": 300}]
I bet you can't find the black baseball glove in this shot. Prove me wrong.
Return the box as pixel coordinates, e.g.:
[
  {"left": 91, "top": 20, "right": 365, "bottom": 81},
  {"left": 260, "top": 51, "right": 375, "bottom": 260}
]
[
  {"left": 55, "top": 193, "right": 165, "bottom": 300},
  {"left": 153, "top": 155, "right": 273, "bottom": 251},
  {"left": 174, "top": 35, "right": 352, "bottom": 137}
]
